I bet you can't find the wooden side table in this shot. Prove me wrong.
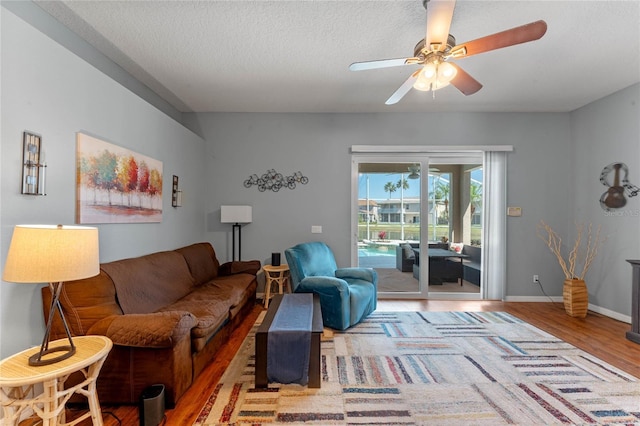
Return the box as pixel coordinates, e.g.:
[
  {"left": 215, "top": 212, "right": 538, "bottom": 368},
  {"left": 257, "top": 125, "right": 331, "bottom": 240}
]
[
  {"left": 263, "top": 264, "right": 291, "bottom": 309},
  {"left": 0, "top": 335, "right": 112, "bottom": 426}
]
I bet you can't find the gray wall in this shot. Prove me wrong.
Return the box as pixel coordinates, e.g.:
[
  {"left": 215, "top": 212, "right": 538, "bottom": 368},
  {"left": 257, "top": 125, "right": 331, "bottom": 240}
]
[
  {"left": 184, "top": 84, "right": 639, "bottom": 318},
  {"left": 568, "top": 84, "right": 640, "bottom": 316},
  {"left": 182, "top": 112, "right": 574, "bottom": 296},
  {"left": 1, "top": 8, "right": 206, "bottom": 357}
]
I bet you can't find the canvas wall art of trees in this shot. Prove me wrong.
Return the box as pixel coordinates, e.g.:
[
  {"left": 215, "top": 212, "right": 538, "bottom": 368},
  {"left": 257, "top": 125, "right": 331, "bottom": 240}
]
[{"left": 76, "top": 133, "right": 163, "bottom": 223}]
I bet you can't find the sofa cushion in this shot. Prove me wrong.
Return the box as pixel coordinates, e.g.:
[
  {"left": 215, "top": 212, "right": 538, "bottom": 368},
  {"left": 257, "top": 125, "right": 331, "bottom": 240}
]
[
  {"left": 204, "top": 274, "right": 256, "bottom": 307},
  {"left": 450, "top": 242, "right": 464, "bottom": 253},
  {"left": 157, "top": 293, "right": 230, "bottom": 352},
  {"left": 88, "top": 311, "right": 197, "bottom": 348},
  {"left": 402, "top": 243, "right": 415, "bottom": 259},
  {"left": 102, "top": 250, "right": 195, "bottom": 314},
  {"left": 175, "top": 242, "right": 220, "bottom": 285}
]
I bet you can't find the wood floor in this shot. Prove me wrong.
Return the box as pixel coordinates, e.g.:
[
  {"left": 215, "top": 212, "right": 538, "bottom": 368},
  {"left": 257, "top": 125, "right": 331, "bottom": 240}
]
[{"left": 59, "top": 299, "right": 639, "bottom": 426}]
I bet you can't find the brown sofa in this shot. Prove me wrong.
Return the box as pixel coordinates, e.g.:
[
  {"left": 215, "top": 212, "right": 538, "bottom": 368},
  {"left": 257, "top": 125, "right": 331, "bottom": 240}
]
[{"left": 42, "top": 242, "right": 260, "bottom": 406}]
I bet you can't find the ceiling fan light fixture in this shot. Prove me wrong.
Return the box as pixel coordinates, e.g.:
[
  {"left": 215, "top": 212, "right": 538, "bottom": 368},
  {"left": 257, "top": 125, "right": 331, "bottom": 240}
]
[
  {"left": 437, "top": 61, "right": 457, "bottom": 83},
  {"left": 413, "top": 60, "right": 457, "bottom": 92},
  {"left": 423, "top": 63, "right": 437, "bottom": 79},
  {"left": 413, "top": 66, "right": 434, "bottom": 91}
]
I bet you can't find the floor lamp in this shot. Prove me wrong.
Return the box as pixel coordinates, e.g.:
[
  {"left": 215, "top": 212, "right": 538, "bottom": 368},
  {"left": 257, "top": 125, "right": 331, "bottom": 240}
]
[
  {"left": 3, "top": 224, "right": 100, "bottom": 366},
  {"left": 221, "top": 205, "right": 252, "bottom": 261}
]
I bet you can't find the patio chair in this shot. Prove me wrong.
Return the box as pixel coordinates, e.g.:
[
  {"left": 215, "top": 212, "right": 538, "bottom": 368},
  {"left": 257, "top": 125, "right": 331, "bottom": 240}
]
[{"left": 285, "top": 241, "right": 377, "bottom": 330}]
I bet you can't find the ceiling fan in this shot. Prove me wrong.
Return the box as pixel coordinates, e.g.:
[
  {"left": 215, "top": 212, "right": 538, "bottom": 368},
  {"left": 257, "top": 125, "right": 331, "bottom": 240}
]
[
  {"left": 407, "top": 164, "right": 439, "bottom": 179},
  {"left": 349, "top": 0, "right": 547, "bottom": 105}
]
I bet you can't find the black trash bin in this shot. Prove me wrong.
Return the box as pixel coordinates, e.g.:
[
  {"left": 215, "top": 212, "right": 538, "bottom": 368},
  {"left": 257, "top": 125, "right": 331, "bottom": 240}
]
[{"left": 139, "top": 384, "right": 165, "bottom": 426}]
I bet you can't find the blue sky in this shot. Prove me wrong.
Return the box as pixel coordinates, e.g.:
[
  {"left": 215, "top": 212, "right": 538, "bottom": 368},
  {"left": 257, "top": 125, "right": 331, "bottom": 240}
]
[
  {"left": 359, "top": 173, "right": 421, "bottom": 199},
  {"left": 359, "top": 170, "right": 482, "bottom": 200}
]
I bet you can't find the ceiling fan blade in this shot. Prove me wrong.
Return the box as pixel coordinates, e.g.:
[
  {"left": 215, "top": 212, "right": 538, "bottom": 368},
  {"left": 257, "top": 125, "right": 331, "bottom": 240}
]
[
  {"left": 449, "top": 63, "right": 482, "bottom": 96},
  {"left": 425, "top": 0, "right": 456, "bottom": 51},
  {"left": 449, "top": 20, "right": 547, "bottom": 59},
  {"left": 349, "top": 57, "right": 418, "bottom": 71},
  {"left": 385, "top": 70, "right": 421, "bottom": 105}
]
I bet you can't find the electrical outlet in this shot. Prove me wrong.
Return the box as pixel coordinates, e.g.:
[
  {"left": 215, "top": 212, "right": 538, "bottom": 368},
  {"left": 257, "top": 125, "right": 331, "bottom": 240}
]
[{"left": 533, "top": 275, "right": 539, "bottom": 283}]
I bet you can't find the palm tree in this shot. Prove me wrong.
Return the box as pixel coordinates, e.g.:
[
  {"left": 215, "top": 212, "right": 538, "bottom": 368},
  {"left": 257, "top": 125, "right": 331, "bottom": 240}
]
[
  {"left": 396, "top": 177, "right": 410, "bottom": 240},
  {"left": 396, "top": 178, "right": 409, "bottom": 192},
  {"left": 434, "top": 180, "right": 450, "bottom": 213},
  {"left": 384, "top": 181, "right": 397, "bottom": 199},
  {"left": 470, "top": 181, "right": 482, "bottom": 215}
]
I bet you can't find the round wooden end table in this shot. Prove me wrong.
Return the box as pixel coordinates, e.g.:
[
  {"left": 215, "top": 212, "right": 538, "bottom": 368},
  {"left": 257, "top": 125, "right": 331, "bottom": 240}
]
[
  {"left": 0, "top": 335, "right": 112, "bottom": 426},
  {"left": 263, "top": 264, "right": 291, "bottom": 309}
]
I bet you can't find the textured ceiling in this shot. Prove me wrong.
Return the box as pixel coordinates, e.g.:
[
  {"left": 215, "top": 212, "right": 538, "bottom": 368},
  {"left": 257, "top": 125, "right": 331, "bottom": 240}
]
[{"left": 35, "top": 0, "right": 640, "bottom": 113}]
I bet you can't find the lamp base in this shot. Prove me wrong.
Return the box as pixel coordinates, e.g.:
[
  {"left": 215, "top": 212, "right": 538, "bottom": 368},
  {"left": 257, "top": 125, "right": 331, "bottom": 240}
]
[
  {"left": 29, "top": 344, "right": 76, "bottom": 366},
  {"left": 30, "top": 281, "right": 78, "bottom": 367}
]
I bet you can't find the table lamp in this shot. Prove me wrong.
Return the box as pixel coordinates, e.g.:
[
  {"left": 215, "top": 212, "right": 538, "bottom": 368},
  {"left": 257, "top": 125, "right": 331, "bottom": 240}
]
[
  {"left": 220, "top": 205, "right": 252, "bottom": 261},
  {"left": 3, "top": 224, "right": 99, "bottom": 366}
]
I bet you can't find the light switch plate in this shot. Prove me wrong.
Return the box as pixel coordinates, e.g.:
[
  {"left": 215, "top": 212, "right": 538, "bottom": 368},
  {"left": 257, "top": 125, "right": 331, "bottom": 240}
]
[{"left": 311, "top": 225, "right": 322, "bottom": 233}]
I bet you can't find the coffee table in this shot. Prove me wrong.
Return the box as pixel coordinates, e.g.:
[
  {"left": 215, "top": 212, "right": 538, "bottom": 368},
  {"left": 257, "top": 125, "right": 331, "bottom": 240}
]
[{"left": 255, "top": 293, "right": 323, "bottom": 388}]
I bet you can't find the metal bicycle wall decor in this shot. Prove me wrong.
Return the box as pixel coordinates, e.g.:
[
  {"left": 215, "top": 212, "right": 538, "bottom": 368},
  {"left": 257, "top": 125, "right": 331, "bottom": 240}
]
[{"left": 244, "top": 169, "right": 309, "bottom": 192}]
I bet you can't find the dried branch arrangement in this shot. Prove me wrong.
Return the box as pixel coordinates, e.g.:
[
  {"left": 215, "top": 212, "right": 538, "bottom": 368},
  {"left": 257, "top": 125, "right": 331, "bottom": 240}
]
[{"left": 536, "top": 220, "right": 605, "bottom": 280}]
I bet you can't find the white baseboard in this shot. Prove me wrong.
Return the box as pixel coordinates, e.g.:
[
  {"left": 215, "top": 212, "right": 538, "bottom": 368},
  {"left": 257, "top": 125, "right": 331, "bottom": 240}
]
[
  {"left": 264, "top": 292, "right": 632, "bottom": 324},
  {"left": 504, "top": 295, "right": 564, "bottom": 303},
  {"left": 503, "top": 296, "right": 631, "bottom": 324},
  {"left": 587, "top": 303, "right": 631, "bottom": 324}
]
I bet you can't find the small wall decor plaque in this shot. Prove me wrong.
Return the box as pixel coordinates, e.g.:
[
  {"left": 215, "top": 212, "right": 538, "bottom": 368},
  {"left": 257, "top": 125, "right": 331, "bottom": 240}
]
[
  {"left": 21, "top": 131, "right": 47, "bottom": 195},
  {"left": 244, "top": 169, "right": 308, "bottom": 192},
  {"left": 171, "top": 175, "right": 182, "bottom": 207}
]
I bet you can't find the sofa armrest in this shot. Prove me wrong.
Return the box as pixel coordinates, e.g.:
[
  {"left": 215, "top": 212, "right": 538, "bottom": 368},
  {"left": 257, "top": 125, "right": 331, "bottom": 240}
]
[
  {"left": 219, "top": 260, "right": 261, "bottom": 276},
  {"left": 335, "top": 267, "right": 376, "bottom": 283},
  {"left": 87, "top": 311, "right": 196, "bottom": 348}
]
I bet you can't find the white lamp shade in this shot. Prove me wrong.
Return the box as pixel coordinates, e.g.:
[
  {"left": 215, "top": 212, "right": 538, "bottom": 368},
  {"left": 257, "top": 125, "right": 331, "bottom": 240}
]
[
  {"left": 220, "top": 205, "right": 252, "bottom": 224},
  {"left": 3, "top": 225, "right": 100, "bottom": 283}
]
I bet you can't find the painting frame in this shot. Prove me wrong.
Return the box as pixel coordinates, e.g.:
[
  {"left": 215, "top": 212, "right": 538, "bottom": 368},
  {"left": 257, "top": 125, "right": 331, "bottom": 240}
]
[{"left": 76, "top": 132, "right": 163, "bottom": 224}]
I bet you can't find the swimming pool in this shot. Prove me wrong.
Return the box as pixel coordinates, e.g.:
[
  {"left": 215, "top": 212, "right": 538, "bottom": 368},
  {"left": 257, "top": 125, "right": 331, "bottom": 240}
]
[{"left": 358, "top": 245, "right": 395, "bottom": 257}]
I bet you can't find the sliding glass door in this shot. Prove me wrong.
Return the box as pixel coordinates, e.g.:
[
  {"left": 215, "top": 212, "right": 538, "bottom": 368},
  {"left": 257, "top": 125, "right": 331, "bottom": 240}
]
[
  {"left": 352, "top": 153, "right": 486, "bottom": 300},
  {"left": 426, "top": 162, "right": 483, "bottom": 300},
  {"left": 353, "top": 157, "right": 429, "bottom": 298}
]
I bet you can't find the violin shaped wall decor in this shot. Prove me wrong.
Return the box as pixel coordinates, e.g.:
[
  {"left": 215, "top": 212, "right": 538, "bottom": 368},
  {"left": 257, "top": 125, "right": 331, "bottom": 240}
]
[{"left": 599, "top": 162, "right": 638, "bottom": 211}]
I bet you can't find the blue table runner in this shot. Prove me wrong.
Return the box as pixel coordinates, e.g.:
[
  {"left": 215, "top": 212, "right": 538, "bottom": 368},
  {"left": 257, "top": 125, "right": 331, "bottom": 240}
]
[{"left": 267, "top": 293, "right": 313, "bottom": 385}]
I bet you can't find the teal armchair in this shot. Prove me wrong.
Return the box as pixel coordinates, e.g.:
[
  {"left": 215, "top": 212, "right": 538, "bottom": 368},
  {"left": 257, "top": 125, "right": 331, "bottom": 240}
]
[{"left": 284, "top": 241, "right": 377, "bottom": 330}]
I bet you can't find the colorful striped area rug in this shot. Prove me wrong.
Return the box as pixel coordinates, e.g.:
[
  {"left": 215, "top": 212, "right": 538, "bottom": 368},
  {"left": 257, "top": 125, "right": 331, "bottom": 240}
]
[{"left": 193, "top": 311, "right": 640, "bottom": 425}]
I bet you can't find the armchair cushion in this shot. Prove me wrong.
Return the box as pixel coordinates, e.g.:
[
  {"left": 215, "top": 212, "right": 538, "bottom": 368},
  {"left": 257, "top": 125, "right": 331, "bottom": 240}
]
[{"left": 285, "top": 242, "right": 377, "bottom": 330}]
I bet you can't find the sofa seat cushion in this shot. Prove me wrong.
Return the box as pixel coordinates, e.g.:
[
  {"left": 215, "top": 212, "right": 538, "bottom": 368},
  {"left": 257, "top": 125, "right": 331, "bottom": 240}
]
[
  {"left": 159, "top": 294, "right": 228, "bottom": 331},
  {"left": 204, "top": 274, "right": 257, "bottom": 308},
  {"left": 88, "top": 311, "right": 196, "bottom": 348}
]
